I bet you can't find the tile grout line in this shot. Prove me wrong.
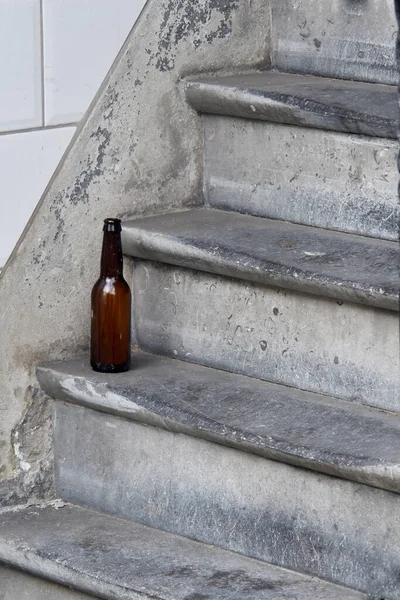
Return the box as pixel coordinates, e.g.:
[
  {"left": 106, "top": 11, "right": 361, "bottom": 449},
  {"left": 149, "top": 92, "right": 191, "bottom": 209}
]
[
  {"left": 39, "top": 0, "right": 45, "bottom": 127},
  {"left": 0, "top": 123, "right": 79, "bottom": 138}
]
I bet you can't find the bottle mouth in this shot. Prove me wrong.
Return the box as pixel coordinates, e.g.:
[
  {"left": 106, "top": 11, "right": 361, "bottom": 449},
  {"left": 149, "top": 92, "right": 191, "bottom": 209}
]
[{"left": 103, "top": 218, "right": 122, "bottom": 232}]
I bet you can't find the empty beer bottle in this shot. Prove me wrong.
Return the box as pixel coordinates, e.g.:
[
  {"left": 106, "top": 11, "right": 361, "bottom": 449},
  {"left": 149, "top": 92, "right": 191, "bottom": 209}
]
[{"left": 91, "top": 218, "right": 131, "bottom": 372}]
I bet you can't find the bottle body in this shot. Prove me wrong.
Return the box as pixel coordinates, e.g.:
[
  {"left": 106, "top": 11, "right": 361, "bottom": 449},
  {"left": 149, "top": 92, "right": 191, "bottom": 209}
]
[{"left": 91, "top": 219, "right": 131, "bottom": 373}]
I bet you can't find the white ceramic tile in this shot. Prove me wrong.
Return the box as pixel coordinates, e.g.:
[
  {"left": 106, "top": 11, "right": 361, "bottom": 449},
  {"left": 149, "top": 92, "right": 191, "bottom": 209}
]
[
  {"left": 43, "top": 0, "right": 145, "bottom": 126},
  {"left": 0, "top": 0, "right": 42, "bottom": 132},
  {"left": 0, "top": 126, "right": 75, "bottom": 266}
]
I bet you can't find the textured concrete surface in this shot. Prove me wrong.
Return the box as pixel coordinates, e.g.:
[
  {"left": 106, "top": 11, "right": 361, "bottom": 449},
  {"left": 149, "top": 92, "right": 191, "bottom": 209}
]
[
  {"left": 122, "top": 209, "right": 399, "bottom": 310},
  {"left": 0, "top": 503, "right": 366, "bottom": 600},
  {"left": 270, "top": 0, "right": 397, "bottom": 84},
  {"left": 0, "top": 566, "right": 97, "bottom": 600},
  {"left": 203, "top": 116, "right": 399, "bottom": 241},
  {"left": 185, "top": 72, "right": 398, "bottom": 138},
  {"left": 0, "top": 388, "right": 54, "bottom": 508},
  {"left": 0, "top": 0, "right": 271, "bottom": 493},
  {"left": 53, "top": 405, "right": 400, "bottom": 598},
  {"left": 37, "top": 355, "right": 400, "bottom": 493},
  {"left": 132, "top": 261, "right": 399, "bottom": 411}
]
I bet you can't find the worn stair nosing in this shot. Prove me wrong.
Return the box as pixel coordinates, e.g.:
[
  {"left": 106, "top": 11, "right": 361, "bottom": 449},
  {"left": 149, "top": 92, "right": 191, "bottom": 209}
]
[
  {"left": 0, "top": 503, "right": 366, "bottom": 600},
  {"left": 184, "top": 70, "right": 397, "bottom": 138},
  {"left": 37, "top": 354, "right": 400, "bottom": 494},
  {"left": 121, "top": 208, "right": 399, "bottom": 311}
]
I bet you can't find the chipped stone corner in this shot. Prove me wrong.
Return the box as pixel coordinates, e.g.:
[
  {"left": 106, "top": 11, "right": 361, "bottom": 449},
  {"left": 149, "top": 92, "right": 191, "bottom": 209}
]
[{"left": 1, "top": 387, "right": 54, "bottom": 509}]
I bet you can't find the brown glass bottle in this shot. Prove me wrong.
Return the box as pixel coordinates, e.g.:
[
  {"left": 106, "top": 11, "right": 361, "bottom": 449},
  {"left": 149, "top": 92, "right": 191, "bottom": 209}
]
[{"left": 91, "top": 218, "right": 131, "bottom": 373}]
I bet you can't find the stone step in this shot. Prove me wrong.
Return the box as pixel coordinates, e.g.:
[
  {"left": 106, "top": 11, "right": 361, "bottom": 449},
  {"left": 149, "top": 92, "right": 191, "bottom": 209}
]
[
  {"left": 0, "top": 502, "right": 366, "bottom": 600},
  {"left": 121, "top": 209, "right": 399, "bottom": 409},
  {"left": 37, "top": 355, "right": 400, "bottom": 493},
  {"left": 202, "top": 115, "right": 398, "bottom": 240},
  {"left": 130, "top": 259, "right": 399, "bottom": 410},
  {"left": 36, "top": 359, "right": 400, "bottom": 596},
  {"left": 122, "top": 209, "right": 399, "bottom": 311},
  {"left": 185, "top": 71, "right": 399, "bottom": 239},
  {"left": 269, "top": 0, "right": 397, "bottom": 85},
  {"left": 1, "top": 566, "right": 95, "bottom": 600},
  {"left": 185, "top": 71, "right": 397, "bottom": 139}
]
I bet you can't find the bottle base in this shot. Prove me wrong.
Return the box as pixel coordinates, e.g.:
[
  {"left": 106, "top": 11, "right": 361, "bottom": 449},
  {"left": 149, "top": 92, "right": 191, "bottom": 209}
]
[{"left": 91, "top": 360, "right": 130, "bottom": 373}]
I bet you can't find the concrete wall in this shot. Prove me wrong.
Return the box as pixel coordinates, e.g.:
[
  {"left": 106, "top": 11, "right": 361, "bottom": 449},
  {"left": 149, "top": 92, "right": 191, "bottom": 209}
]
[
  {"left": 0, "top": 0, "right": 145, "bottom": 267},
  {"left": 0, "top": 0, "right": 271, "bottom": 504},
  {"left": 270, "top": 0, "right": 397, "bottom": 84}
]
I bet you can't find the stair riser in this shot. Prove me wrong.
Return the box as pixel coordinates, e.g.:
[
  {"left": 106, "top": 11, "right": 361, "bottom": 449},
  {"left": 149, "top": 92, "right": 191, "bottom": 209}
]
[
  {"left": 131, "top": 261, "right": 400, "bottom": 411},
  {"left": 0, "top": 566, "right": 96, "bottom": 600},
  {"left": 203, "top": 115, "right": 398, "bottom": 241},
  {"left": 54, "top": 402, "right": 400, "bottom": 598},
  {"left": 270, "top": 0, "right": 396, "bottom": 84}
]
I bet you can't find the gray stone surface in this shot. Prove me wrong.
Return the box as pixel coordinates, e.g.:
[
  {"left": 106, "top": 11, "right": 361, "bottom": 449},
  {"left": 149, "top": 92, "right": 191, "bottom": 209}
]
[
  {"left": 269, "top": 0, "right": 397, "bottom": 84},
  {"left": 185, "top": 71, "right": 398, "bottom": 138},
  {"left": 0, "top": 0, "right": 271, "bottom": 489},
  {"left": 0, "top": 565, "right": 97, "bottom": 600},
  {"left": 37, "top": 355, "right": 400, "bottom": 493},
  {"left": 0, "top": 388, "right": 54, "bottom": 508},
  {"left": 53, "top": 405, "right": 400, "bottom": 598},
  {"left": 131, "top": 261, "right": 400, "bottom": 411},
  {"left": 122, "top": 209, "right": 399, "bottom": 311},
  {"left": 203, "top": 115, "right": 399, "bottom": 241},
  {"left": 0, "top": 503, "right": 365, "bottom": 600}
]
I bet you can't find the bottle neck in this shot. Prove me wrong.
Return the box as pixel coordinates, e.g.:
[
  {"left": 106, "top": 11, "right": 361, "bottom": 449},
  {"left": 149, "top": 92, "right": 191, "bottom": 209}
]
[{"left": 100, "top": 230, "right": 123, "bottom": 278}]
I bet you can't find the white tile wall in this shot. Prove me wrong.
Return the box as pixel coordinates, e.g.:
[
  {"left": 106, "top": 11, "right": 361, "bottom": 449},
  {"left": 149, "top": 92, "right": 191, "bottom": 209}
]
[
  {"left": 43, "top": 0, "right": 144, "bottom": 125},
  {"left": 0, "top": 0, "right": 42, "bottom": 132},
  {"left": 0, "top": 126, "right": 76, "bottom": 266},
  {"left": 0, "top": 0, "right": 145, "bottom": 267}
]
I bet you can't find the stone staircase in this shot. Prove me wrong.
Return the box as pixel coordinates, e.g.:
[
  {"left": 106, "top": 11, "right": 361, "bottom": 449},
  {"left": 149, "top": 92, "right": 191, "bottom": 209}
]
[{"left": 1, "top": 3, "right": 399, "bottom": 599}]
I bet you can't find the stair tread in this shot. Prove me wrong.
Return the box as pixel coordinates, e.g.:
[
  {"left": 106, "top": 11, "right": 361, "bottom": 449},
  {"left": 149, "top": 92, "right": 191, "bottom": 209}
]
[
  {"left": 0, "top": 502, "right": 367, "bottom": 599},
  {"left": 122, "top": 208, "right": 399, "bottom": 311},
  {"left": 185, "top": 71, "right": 397, "bottom": 138},
  {"left": 37, "top": 354, "right": 400, "bottom": 493}
]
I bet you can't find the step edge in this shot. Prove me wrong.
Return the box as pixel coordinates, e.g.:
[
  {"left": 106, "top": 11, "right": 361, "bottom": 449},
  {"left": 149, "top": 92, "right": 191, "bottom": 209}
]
[
  {"left": 0, "top": 503, "right": 368, "bottom": 600},
  {"left": 0, "top": 539, "right": 116, "bottom": 600},
  {"left": 37, "top": 363, "right": 400, "bottom": 495},
  {"left": 184, "top": 74, "right": 397, "bottom": 139},
  {"left": 121, "top": 216, "right": 399, "bottom": 312}
]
